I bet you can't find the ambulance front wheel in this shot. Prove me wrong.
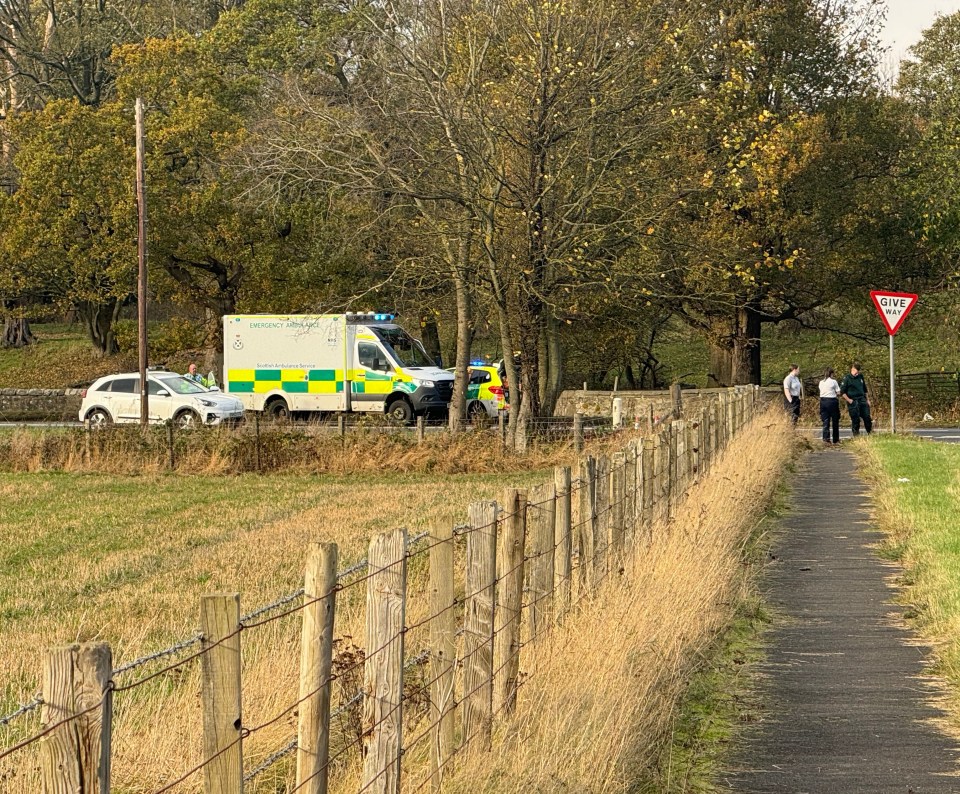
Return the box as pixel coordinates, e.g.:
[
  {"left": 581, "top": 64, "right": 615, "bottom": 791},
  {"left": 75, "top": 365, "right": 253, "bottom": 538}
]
[
  {"left": 386, "top": 397, "right": 413, "bottom": 423},
  {"left": 266, "top": 398, "right": 290, "bottom": 421}
]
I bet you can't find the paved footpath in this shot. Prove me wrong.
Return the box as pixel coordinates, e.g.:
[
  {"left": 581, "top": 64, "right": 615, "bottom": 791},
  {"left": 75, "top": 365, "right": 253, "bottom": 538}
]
[{"left": 726, "top": 448, "right": 960, "bottom": 793}]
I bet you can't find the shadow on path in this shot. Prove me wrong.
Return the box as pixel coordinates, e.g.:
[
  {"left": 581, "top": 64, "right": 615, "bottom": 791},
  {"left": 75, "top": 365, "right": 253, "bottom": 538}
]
[{"left": 726, "top": 448, "right": 960, "bottom": 793}]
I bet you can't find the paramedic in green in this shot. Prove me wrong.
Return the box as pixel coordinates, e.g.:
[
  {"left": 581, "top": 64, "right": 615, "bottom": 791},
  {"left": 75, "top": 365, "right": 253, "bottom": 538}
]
[{"left": 840, "top": 362, "right": 872, "bottom": 436}]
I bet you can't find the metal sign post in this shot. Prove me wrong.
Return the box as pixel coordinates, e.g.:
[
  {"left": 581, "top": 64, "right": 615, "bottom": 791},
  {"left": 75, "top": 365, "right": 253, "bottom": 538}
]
[
  {"left": 889, "top": 334, "right": 895, "bottom": 434},
  {"left": 870, "top": 291, "right": 918, "bottom": 435}
]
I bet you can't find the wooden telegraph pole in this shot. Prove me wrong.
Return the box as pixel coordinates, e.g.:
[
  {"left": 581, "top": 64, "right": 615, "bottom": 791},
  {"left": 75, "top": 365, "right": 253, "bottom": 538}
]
[{"left": 136, "top": 97, "right": 149, "bottom": 429}]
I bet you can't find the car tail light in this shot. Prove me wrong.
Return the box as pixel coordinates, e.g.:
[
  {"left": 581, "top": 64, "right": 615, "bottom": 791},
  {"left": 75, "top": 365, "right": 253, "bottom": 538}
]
[
  {"left": 80, "top": 389, "right": 87, "bottom": 398},
  {"left": 489, "top": 386, "right": 504, "bottom": 397}
]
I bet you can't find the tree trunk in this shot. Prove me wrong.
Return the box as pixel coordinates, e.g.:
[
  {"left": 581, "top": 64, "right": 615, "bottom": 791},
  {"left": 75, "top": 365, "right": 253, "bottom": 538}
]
[
  {"left": 515, "top": 306, "right": 542, "bottom": 451},
  {"left": 706, "top": 304, "right": 762, "bottom": 386},
  {"left": 76, "top": 298, "right": 121, "bottom": 355},
  {"left": 2, "top": 316, "right": 35, "bottom": 348},
  {"left": 419, "top": 316, "right": 443, "bottom": 367},
  {"left": 538, "top": 315, "right": 563, "bottom": 417},
  {"left": 449, "top": 255, "right": 473, "bottom": 431}
]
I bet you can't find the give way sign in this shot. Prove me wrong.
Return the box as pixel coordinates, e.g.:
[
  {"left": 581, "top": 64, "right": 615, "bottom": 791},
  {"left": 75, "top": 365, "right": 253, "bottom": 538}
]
[{"left": 870, "top": 290, "right": 918, "bottom": 336}]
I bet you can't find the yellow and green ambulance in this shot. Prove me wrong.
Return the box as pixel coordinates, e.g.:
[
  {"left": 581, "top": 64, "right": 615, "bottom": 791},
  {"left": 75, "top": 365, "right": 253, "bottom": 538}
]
[{"left": 223, "top": 314, "right": 453, "bottom": 421}]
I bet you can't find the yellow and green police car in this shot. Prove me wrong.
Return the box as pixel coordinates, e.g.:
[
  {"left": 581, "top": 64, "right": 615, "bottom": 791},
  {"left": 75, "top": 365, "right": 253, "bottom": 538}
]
[{"left": 459, "top": 364, "right": 509, "bottom": 420}]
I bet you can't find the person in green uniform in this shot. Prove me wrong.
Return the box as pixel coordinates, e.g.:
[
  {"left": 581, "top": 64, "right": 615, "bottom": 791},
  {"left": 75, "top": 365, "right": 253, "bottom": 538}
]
[{"left": 840, "top": 362, "right": 872, "bottom": 436}]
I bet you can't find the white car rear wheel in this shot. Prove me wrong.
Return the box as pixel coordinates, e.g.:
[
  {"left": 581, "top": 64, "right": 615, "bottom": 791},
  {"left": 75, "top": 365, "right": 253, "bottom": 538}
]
[{"left": 86, "top": 408, "right": 112, "bottom": 429}]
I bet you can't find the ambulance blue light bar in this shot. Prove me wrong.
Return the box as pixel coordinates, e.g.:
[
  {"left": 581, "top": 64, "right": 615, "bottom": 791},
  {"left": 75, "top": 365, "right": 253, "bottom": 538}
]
[{"left": 345, "top": 312, "right": 397, "bottom": 323}]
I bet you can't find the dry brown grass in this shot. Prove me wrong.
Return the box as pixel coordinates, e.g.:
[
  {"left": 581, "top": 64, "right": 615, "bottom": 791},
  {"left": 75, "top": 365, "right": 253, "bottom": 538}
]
[
  {"left": 440, "top": 411, "right": 793, "bottom": 793},
  {"left": 0, "top": 423, "right": 601, "bottom": 476},
  {"left": 0, "top": 410, "right": 790, "bottom": 793}
]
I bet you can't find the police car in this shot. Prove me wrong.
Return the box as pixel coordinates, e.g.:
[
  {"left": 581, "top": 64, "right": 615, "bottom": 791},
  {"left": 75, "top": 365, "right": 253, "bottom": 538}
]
[
  {"left": 79, "top": 371, "right": 245, "bottom": 428},
  {"left": 448, "top": 364, "right": 509, "bottom": 420}
]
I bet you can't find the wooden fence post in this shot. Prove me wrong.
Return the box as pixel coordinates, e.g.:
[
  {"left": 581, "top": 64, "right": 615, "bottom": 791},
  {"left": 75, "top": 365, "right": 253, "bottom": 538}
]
[
  {"left": 657, "top": 430, "right": 670, "bottom": 524},
  {"left": 297, "top": 543, "right": 338, "bottom": 794},
  {"left": 664, "top": 425, "right": 674, "bottom": 519},
  {"left": 632, "top": 441, "right": 643, "bottom": 541},
  {"left": 526, "top": 483, "right": 556, "bottom": 650},
  {"left": 694, "top": 409, "right": 704, "bottom": 483},
  {"left": 494, "top": 490, "right": 526, "bottom": 718},
  {"left": 594, "top": 454, "right": 610, "bottom": 582},
  {"left": 609, "top": 452, "right": 626, "bottom": 575},
  {"left": 463, "top": 502, "right": 497, "bottom": 748},
  {"left": 166, "top": 422, "right": 175, "bottom": 470},
  {"left": 362, "top": 529, "right": 407, "bottom": 794},
  {"left": 417, "top": 416, "right": 426, "bottom": 445},
  {"left": 621, "top": 444, "right": 633, "bottom": 545},
  {"left": 554, "top": 467, "right": 572, "bottom": 617},
  {"left": 641, "top": 438, "right": 653, "bottom": 541},
  {"left": 573, "top": 413, "right": 584, "bottom": 453},
  {"left": 712, "top": 399, "right": 721, "bottom": 460},
  {"left": 254, "top": 413, "right": 262, "bottom": 473},
  {"left": 671, "top": 381, "right": 682, "bottom": 417},
  {"left": 429, "top": 526, "right": 455, "bottom": 788},
  {"left": 40, "top": 642, "right": 112, "bottom": 794},
  {"left": 200, "top": 594, "right": 243, "bottom": 794},
  {"left": 576, "top": 456, "right": 597, "bottom": 595}
]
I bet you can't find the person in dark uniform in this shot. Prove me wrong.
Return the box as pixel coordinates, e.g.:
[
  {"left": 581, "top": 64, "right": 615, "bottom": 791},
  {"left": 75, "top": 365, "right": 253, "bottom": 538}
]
[{"left": 840, "top": 362, "right": 872, "bottom": 436}]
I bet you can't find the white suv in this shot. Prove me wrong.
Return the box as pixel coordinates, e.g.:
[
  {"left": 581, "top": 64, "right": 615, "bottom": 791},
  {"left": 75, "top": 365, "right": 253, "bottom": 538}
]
[{"left": 79, "top": 371, "right": 245, "bottom": 428}]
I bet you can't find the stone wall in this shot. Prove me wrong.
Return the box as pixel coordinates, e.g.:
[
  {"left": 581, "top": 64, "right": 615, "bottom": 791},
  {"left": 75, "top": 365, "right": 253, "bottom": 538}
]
[
  {"left": 0, "top": 389, "right": 83, "bottom": 421},
  {"left": 554, "top": 387, "right": 757, "bottom": 421}
]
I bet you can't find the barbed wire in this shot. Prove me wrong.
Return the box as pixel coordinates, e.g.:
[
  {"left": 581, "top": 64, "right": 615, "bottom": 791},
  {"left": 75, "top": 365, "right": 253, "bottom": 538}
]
[
  {"left": 112, "top": 634, "right": 204, "bottom": 677},
  {"left": 243, "top": 737, "right": 298, "bottom": 783},
  {"left": 403, "top": 649, "right": 431, "bottom": 671},
  {"left": 0, "top": 696, "right": 42, "bottom": 727}
]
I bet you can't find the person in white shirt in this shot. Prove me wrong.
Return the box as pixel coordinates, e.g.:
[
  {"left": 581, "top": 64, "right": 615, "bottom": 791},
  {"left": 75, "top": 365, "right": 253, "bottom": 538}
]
[
  {"left": 783, "top": 364, "right": 802, "bottom": 424},
  {"left": 818, "top": 367, "right": 841, "bottom": 444}
]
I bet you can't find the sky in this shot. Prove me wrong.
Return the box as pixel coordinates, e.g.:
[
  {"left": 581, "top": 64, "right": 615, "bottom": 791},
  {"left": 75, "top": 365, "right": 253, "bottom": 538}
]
[{"left": 881, "top": 1, "right": 960, "bottom": 66}]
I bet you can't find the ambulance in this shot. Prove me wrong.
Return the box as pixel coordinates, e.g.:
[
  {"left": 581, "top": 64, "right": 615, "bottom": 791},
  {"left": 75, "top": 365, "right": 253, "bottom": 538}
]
[{"left": 222, "top": 313, "right": 454, "bottom": 421}]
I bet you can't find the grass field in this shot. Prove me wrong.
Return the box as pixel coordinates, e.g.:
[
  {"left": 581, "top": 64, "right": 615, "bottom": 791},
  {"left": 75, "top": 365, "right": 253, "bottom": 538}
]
[
  {"left": 861, "top": 436, "right": 960, "bottom": 723},
  {"left": 0, "top": 467, "right": 548, "bottom": 791}
]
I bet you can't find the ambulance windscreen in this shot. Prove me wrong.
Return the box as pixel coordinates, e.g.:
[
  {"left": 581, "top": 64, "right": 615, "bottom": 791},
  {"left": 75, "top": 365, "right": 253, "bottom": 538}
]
[{"left": 374, "top": 328, "right": 436, "bottom": 368}]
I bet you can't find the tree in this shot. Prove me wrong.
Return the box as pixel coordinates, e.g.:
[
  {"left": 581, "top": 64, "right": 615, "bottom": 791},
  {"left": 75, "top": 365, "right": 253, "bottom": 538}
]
[
  {"left": 897, "top": 12, "right": 960, "bottom": 281},
  {"left": 246, "top": 0, "right": 697, "bottom": 436},
  {"left": 0, "top": 100, "right": 137, "bottom": 353},
  {"left": 635, "top": 0, "right": 908, "bottom": 385}
]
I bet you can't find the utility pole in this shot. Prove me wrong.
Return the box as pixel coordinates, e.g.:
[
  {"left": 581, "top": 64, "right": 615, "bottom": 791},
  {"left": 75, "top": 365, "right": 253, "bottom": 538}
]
[{"left": 136, "top": 97, "right": 149, "bottom": 429}]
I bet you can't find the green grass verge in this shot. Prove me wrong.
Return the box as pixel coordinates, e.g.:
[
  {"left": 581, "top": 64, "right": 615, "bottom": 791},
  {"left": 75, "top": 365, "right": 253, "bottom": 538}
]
[
  {"left": 640, "top": 477, "right": 791, "bottom": 792},
  {"left": 860, "top": 436, "right": 960, "bottom": 706}
]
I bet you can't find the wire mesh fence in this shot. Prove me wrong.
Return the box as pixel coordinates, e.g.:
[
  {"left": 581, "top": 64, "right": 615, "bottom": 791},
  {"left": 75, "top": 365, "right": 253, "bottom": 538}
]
[{"left": 0, "top": 386, "right": 763, "bottom": 793}]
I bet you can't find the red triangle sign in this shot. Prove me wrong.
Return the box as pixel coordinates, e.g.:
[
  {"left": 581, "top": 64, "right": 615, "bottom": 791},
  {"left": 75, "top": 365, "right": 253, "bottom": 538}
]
[{"left": 870, "top": 291, "right": 918, "bottom": 336}]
